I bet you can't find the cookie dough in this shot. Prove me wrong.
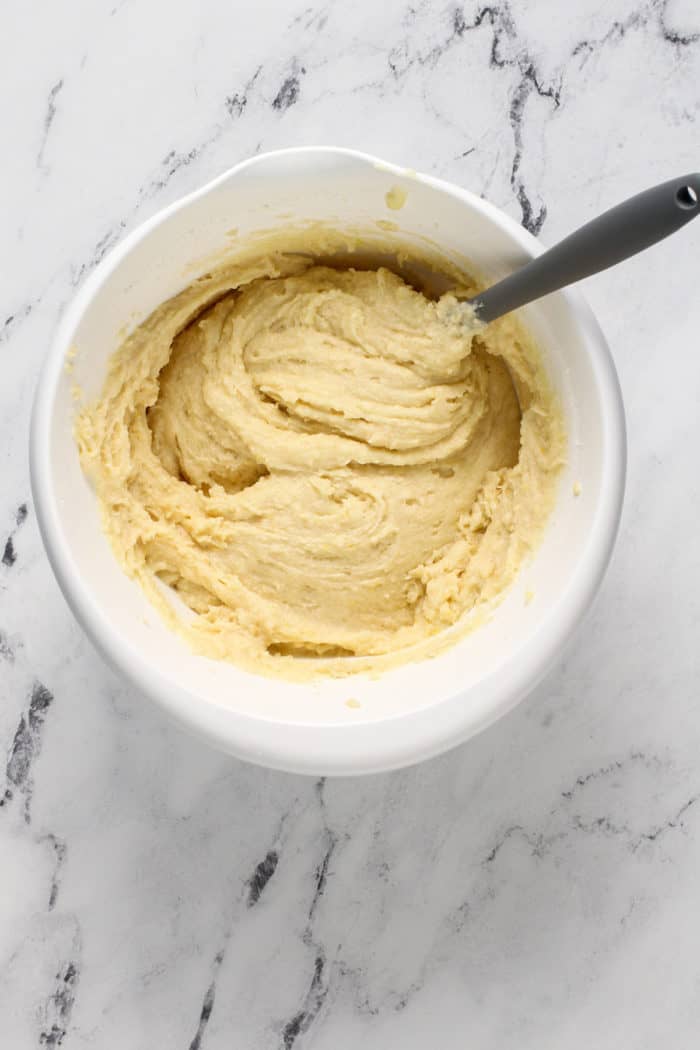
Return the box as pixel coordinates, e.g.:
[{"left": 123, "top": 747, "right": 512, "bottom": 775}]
[{"left": 77, "top": 236, "right": 564, "bottom": 678}]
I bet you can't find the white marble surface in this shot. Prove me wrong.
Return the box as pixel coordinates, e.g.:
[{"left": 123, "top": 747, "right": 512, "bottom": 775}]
[{"left": 2, "top": 0, "right": 700, "bottom": 1045}]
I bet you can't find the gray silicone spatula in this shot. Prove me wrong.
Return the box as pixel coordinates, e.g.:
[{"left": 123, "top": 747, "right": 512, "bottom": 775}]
[{"left": 467, "top": 173, "right": 700, "bottom": 325}]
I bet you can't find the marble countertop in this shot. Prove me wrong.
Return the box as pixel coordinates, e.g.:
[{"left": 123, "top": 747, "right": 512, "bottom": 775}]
[{"left": 2, "top": 1, "right": 700, "bottom": 1046}]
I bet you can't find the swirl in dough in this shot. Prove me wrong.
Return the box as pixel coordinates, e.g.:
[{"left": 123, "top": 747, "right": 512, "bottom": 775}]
[{"left": 77, "top": 246, "right": 564, "bottom": 678}]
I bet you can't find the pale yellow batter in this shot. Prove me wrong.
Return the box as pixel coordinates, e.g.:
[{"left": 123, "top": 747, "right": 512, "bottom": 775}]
[{"left": 77, "top": 233, "right": 564, "bottom": 679}]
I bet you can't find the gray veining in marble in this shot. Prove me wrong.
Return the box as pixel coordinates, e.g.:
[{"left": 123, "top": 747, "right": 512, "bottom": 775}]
[{"left": 2, "top": 0, "right": 700, "bottom": 1046}]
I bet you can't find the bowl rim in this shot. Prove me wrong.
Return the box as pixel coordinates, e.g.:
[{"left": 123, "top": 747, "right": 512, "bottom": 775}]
[{"left": 30, "top": 145, "right": 626, "bottom": 776}]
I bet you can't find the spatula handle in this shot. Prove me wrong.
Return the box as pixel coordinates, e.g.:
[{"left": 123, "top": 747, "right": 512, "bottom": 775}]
[{"left": 472, "top": 173, "right": 700, "bottom": 324}]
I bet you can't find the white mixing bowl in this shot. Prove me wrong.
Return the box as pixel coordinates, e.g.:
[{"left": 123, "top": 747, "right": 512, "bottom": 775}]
[{"left": 30, "top": 147, "right": 625, "bottom": 775}]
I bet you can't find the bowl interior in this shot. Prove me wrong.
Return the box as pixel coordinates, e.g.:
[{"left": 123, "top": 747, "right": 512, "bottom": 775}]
[{"left": 33, "top": 148, "right": 623, "bottom": 771}]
